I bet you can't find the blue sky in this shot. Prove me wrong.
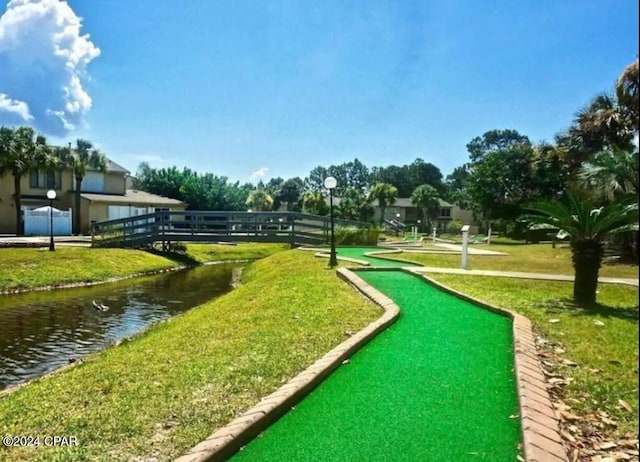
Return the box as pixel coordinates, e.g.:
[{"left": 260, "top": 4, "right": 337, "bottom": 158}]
[{"left": 1, "top": 1, "right": 638, "bottom": 183}]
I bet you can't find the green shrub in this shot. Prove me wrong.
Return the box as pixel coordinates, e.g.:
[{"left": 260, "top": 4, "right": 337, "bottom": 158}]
[
  {"left": 447, "top": 220, "right": 464, "bottom": 234},
  {"left": 335, "top": 226, "right": 380, "bottom": 245}
]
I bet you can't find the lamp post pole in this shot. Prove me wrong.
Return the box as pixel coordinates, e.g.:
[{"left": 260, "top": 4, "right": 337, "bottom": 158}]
[
  {"left": 324, "top": 176, "right": 338, "bottom": 267},
  {"left": 47, "top": 189, "right": 56, "bottom": 251}
]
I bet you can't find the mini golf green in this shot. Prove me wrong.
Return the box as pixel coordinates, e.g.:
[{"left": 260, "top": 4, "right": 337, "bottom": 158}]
[
  {"left": 232, "top": 263, "right": 521, "bottom": 461},
  {"left": 332, "top": 246, "right": 420, "bottom": 267}
]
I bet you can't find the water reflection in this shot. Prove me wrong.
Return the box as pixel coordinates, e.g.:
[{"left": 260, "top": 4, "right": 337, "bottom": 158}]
[{"left": 0, "top": 263, "right": 240, "bottom": 389}]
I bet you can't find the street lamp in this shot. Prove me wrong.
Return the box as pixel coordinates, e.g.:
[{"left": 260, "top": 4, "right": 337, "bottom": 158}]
[
  {"left": 46, "top": 189, "right": 56, "bottom": 251},
  {"left": 324, "top": 176, "right": 338, "bottom": 267}
]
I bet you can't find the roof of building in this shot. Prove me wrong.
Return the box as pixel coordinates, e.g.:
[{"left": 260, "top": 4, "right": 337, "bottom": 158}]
[
  {"left": 81, "top": 190, "right": 184, "bottom": 206},
  {"left": 105, "top": 159, "right": 129, "bottom": 174}
]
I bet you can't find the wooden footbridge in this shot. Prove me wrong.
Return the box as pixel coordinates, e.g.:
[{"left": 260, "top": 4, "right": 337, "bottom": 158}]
[{"left": 91, "top": 210, "right": 370, "bottom": 248}]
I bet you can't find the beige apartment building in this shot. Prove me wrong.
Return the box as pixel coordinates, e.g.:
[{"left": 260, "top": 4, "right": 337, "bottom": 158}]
[{"left": 0, "top": 159, "right": 184, "bottom": 235}]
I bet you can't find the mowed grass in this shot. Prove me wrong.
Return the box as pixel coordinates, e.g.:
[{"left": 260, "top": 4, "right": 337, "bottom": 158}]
[
  {"left": 185, "top": 243, "right": 287, "bottom": 263},
  {"left": 428, "top": 274, "right": 639, "bottom": 435},
  {"left": 393, "top": 244, "right": 639, "bottom": 279},
  {"left": 0, "top": 244, "right": 286, "bottom": 292},
  {"left": 0, "top": 250, "right": 382, "bottom": 461},
  {"left": 0, "top": 248, "right": 176, "bottom": 292}
]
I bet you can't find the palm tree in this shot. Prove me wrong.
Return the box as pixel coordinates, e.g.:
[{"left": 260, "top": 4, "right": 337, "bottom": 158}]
[
  {"left": 578, "top": 148, "right": 638, "bottom": 202},
  {"left": 616, "top": 59, "right": 639, "bottom": 131},
  {"left": 368, "top": 183, "right": 398, "bottom": 224},
  {"left": 411, "top": 184, "right": 440, "bottom": 231},
  {"left": 58, "top": 139, "right": 107, "bottom": 234},
  {"left": 0, "top": 126, "right": 50, "bottom": 235},
  {"left": 245, "top": 189, "right": 273, "bottom": 211},
  {"left": 520, "top": 191, "right": 638, "bottom": 304},
  {"left": 302, "top": 191, "right": 329, "bottom": 216},
  {"left": 559, "top": 60, "right": 638, "bottom": 171}
]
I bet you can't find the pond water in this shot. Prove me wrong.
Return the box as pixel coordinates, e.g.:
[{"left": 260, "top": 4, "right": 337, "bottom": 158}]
[{"left": 0, "top": 263, "right": 242, "bottom": 390}]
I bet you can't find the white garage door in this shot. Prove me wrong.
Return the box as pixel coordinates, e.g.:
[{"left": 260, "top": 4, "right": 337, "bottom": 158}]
[
  {"left": 108, "top": 205, "right": 130, "bottom": 220},
  {"left": 108, "top": 206, "right": 155, "bottom": 220}
]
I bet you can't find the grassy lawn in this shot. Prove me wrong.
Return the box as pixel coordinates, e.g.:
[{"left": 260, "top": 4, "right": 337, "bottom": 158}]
[
  {"left": 391, "top": 243, "right": 639, "bottom": 279},
  {"left": 0, "top": 250, "right": 381, "bottom": 461},
  {"left": 185, "top": 243, "right": 287, "bottom": 263},
  {"left": 428, "top": 274, "right": 639, "bottom": 436},
  {"left": 0, "top": 243, "right": 287, "bottom": 292}
]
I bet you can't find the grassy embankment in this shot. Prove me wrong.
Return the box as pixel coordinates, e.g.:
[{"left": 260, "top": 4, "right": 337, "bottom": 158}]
[
  {"left": 390, "top": 243, "right": 639, "bottom": 279},
  {"left": 0, "top": 243, "right": 286, "bottom": 292},
  {"left": 0, "top": 250, "right": 381, "bottom": 461}
]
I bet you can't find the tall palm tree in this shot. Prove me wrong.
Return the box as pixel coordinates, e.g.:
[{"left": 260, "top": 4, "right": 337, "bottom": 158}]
[
  {"left": 245, "top": 189, "right": 273, "bottom": 211},
  {"left": 368, "top": 182, "right": 398, "bottom": 224},
  {"left": 0, "top": 126, "right": 50, "bottom": 235},
  {"left": 411, "top": 184, "right": 441, "bottom": 231},
  {"left": 302, "top": 191, "right": 329, "bottom": 216},
  {"left": 520, "top": 191, "right": 638, "bottom": 304},
  {"left": 559, "top": 59, "right": 638, "bottom": 171},
  {"left": 616, "top": 59, "right": 639, "bottom": 131},
  {"left": 58, "top": 139, "right": 107, "bottom": 234}
]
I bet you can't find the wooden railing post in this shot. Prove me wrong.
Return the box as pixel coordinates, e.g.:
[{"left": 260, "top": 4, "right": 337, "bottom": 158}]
[
  {"left": 160, "top": 210, "right": 166, "bottom": 250},
  {"left": 290, "top": 215, "right": 296, "bottom": 246}
]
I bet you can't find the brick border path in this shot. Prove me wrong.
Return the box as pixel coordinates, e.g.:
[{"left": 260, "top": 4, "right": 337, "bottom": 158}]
[
  {"left": 404, "top": 268, "right": 567, "bottom": 462},
  {"left": 176, "top": 252, "right": 577, "bottom": 462},
  {"left": 174, "top": 268, "right": 400, "bottom": 462}
]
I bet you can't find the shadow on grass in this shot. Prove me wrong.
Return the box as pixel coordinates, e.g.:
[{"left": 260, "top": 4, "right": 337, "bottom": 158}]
[
  {"left": 144, "top": 249, "right": 202, "bottom": 267},
  {"left": 542, "top": 297, "right": 639, "bottom": 322}
]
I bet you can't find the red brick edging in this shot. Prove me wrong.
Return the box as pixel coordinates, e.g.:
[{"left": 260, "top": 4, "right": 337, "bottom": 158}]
[
  {"left": 174, "top": 268, "right": 400, "bottom": 462},
  {"left": 405, "top": 268, "right": 567, "bottom": 462}
]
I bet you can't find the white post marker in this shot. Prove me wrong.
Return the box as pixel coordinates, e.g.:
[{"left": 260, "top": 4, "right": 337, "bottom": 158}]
[
  {"left": 432, "top": 226, "right": 437, "bottom": 243},
  {"left": 461, "top": 225, "right": 470, "bottom": 269},
  {"left": 487, "top": 225, "right": 492, "bottom": 245}
]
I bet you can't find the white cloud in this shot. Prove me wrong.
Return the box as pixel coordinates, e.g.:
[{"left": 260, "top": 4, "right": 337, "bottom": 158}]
[
  {"left": 0, "top": 0, "right": 100, "bottom": 135},
  {"left": 133, "top": 154, "right": 166, "bottom": 163},
  {"left": 249, "top": 167, "right": 269, "bottom": 180},
  {"left": 0, "top": 93, "right": 32, "bottom": 120}
]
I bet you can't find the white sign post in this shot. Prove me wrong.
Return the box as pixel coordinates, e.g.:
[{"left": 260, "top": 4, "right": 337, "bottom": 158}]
[
  {"left": 432, "top": 226, "right": 437, "bottom": 242},
  {"left": 461, "top": 225, "right": 470, "bottom": 269}
]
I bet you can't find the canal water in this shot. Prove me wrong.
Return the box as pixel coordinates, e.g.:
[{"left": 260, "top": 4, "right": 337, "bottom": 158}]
[{"left": 0, "top": 263, "right": 242, "bottom": 390}]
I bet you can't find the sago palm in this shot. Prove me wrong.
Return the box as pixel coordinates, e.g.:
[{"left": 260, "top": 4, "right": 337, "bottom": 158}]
[{"left": 520, "top": 191, "right": 638, "bottom": 304}]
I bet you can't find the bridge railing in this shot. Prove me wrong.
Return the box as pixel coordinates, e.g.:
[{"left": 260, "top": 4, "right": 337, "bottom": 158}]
[{"left": 91, "top": 210, "right": 371, "bottom": 248}]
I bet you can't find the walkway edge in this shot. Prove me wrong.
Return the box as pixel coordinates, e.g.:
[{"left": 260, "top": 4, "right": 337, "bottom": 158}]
[
  {"left": 406, "top": 268, "right": 568, "bottom": 462},
  {"left": 174, "top": 268, "right": 400, "bottom": 462}
]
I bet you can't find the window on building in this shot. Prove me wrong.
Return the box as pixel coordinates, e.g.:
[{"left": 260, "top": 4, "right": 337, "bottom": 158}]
[
  {"left": 440, "top": 208, "right": 451, "bottom": 217},
  {"left": 30, "top": 170, "right": 61, "bottom": 189}
]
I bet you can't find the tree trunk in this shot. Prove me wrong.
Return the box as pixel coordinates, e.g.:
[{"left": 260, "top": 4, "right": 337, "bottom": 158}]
[
  {"left": 379, "top": 206, "right": 386, "bottom": 224},
  {"left": 13, "top": 174, "right": 22, "bottom": 236},
  {"left": 571, "top": 240, "right": 604, "bottom": 305},
  {"left": 74, "top": 177, "right": 82, "bottom": 235}
]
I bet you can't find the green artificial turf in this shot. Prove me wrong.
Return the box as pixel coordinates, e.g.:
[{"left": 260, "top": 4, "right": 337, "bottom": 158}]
[
  {"left": 334, "top": 246, "right": 420, "bottom": 267},
  {"left": 233, "top": 270, "right": 521, "bottom": 462}
]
